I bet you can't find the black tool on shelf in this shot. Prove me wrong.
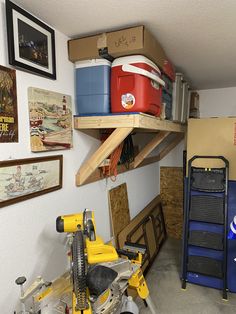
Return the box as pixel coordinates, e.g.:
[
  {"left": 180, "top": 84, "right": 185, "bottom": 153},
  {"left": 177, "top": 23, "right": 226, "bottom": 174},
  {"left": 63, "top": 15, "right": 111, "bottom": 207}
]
[{"left": 181, "top": 155, "right": 229, "bottom": 300}]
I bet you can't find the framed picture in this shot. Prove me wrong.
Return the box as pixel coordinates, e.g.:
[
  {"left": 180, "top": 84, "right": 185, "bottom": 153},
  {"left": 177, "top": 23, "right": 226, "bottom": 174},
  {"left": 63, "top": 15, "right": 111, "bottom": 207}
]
[
  {"left": 0, "top": 65, "right": 18, "bottom": 142},
  {"left": 28, "top": 87, "right": 73, "bottom": 152},
  {"left": 5, "top": 0, "right": 56, "bottom": 79},
  {"left": 0, "top": 155, "right": 62, "bottom": 207}
]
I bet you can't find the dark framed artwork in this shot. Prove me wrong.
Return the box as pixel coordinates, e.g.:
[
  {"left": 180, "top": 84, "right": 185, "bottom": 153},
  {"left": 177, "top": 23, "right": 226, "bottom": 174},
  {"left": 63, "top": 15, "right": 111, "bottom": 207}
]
[
  {"left": 0, "top": 155, "right": 62, "bottom": 207},
  {"left": 5, "top": 0, "right": 56, "bottom": 79},
  {"left": 0, "top": 65, "right": 18, "bottom": 142}
]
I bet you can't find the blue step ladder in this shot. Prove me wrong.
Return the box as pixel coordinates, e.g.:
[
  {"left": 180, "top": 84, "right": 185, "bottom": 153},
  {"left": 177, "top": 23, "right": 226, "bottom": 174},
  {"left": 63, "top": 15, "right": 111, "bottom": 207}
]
[{"left": 182, "top": 155, "right": 229, "bottom": 300}]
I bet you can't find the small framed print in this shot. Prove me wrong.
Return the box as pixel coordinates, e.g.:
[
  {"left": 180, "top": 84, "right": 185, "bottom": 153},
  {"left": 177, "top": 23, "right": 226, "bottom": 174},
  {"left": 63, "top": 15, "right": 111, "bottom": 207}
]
[{"left": 5, "top": 0, "right": 56, "bottom": 79}]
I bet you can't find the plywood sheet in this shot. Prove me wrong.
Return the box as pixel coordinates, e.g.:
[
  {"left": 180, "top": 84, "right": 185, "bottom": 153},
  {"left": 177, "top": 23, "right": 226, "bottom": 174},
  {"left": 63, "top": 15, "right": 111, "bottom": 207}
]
[
  {"left": 160, "top": 167, "right": 183, "bottom": 239},
  {"left": 108, "top": 183, "right": 130, "bottom": 246},
  {"left": 187, "top": 118, "right": 236, "bottom": 179}
]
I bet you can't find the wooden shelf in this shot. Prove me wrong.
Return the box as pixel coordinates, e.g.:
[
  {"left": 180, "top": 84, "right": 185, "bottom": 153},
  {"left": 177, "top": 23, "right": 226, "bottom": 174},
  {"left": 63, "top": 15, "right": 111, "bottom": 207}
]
[
  {"left": 74, "top": 113, "right": 186, "bottom": 186},
  {"left": 74, "top": 112, "right": 186, "bottom": 133}
]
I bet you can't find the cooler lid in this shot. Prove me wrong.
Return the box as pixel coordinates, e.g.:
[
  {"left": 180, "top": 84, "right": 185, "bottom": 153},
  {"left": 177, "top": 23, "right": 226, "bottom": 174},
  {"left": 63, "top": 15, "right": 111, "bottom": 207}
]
[
  {"left": 112, "top": 55, "right": 160, "bottom": 74},
  {"left": 75, "top": 59, "right": 111, "bottom": 68}
]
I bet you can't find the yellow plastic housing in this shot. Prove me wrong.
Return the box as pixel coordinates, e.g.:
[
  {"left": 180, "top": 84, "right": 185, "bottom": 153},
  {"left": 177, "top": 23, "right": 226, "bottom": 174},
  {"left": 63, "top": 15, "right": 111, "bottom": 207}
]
[{"left": 86, "top": 237, "right": 118, "bottom": 264}]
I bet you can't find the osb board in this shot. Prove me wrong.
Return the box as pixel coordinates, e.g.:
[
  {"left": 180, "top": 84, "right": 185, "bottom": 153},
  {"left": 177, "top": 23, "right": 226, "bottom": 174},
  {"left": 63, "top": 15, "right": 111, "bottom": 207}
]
[
  {"left": 187, "top": 118, "right": 236, "bottom": 179},
  {"left": 160, "top": 167, "right": 183, "bottom": 239},
  {"left": 108, "top": 183, "right": 130, "bottom": 247}
]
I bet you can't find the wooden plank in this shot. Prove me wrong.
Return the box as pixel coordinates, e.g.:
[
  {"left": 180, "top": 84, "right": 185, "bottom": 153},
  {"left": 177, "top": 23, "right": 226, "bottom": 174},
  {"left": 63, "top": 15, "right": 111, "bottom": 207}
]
[
  {"left": 157, "top": 133, "right": 184, "bottom": 161},
  {"left": 74, "top": 113, "right": 186, "bottom": 133},
  {"left": 74, "top": 114, "right": 138, "bottom": 129},
  {"left": 76, "top": 127, "right": 133, "bottom": 185},
  {"left": 160, "top": 167, "right": 183, "bottom": 239},
  {"left": 138, "top": 114, "right": 186, "bottom": 132},
  {"left": 108, "top": 183, "right": 130, "bottom": 247},
  {"left": 134, "top": 131, "right": 170, "bottom": 168}
]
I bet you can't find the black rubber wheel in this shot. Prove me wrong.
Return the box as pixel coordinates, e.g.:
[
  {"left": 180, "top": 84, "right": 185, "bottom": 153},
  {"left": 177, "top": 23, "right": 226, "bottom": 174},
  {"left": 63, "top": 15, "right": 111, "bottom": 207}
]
[
  {"left": 182, "top": 280, "right": 187, "bottom": 290},
  {"left": 72, "top": 230, "right": 88, "bottom": 310},
  {"left": 222, "top": 290, "right": 228, "bottom": 301}
]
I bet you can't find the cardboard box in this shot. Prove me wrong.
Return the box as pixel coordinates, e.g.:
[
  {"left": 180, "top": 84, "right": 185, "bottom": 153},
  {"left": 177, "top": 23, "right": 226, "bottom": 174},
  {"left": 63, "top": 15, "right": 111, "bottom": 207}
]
[
  {"left": 187, "top": 118, "right": 236, "bottom": 179},
  {"left": 68, "top": 25, "right": 166, "bottom": 69}
]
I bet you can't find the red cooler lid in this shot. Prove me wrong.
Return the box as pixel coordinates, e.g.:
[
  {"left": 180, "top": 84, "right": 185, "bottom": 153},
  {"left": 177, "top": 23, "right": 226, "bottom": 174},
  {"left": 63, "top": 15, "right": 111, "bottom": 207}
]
[{"left": 112, "top": 55, "right": 161, "bottom": 74}]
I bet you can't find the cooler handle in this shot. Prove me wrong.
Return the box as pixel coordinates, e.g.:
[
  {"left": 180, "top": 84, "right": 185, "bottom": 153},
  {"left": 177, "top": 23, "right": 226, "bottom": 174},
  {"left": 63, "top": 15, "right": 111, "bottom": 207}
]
[{"left": 122, "top": 64, "right": 165, "bottom": 87}]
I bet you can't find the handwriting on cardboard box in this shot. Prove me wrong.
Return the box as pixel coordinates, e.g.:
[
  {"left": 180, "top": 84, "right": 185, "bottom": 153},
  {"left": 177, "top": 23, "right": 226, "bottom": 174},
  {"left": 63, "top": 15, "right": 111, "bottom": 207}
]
[{"left": 115, "top": 36, "right": 136, "bottom": 48}]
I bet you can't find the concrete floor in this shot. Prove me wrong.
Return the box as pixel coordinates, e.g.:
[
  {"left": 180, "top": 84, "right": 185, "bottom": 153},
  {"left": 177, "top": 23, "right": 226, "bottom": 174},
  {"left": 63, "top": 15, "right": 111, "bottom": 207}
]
[{"left": 138, "top": 238, "right": 236, "bottom": 314}]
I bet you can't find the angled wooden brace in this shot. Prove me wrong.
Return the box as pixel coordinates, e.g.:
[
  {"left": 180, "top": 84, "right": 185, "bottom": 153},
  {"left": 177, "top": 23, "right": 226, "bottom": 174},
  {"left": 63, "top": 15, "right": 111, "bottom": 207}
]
[
  {"left": 76, "top": 127, "right": 134, "bottom": 186},
  {"left": 134, "top": 131, "right": 171, "bottom": 168}
]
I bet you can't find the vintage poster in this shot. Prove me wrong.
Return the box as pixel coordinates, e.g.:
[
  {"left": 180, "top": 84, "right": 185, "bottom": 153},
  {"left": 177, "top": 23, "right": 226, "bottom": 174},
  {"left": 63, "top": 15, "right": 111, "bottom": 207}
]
[
  {"left": 28, "top": 87, "right": 73, "bottom": 152},
  {"left": 0, "top": 65, "right": 18, "bottom": 142}
]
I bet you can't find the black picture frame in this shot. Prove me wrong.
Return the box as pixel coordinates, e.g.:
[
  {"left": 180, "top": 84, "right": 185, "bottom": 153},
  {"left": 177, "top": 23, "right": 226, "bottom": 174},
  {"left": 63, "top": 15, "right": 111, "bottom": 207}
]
[{"left": 5, "top": 0, "right": 56, "bottom": 80}]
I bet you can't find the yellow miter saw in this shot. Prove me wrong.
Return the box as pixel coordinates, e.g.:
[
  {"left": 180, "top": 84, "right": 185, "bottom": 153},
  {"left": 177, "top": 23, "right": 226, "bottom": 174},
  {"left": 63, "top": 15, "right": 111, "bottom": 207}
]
[{"left": 56, "top": 210, "right": 157, "bottom": 314}]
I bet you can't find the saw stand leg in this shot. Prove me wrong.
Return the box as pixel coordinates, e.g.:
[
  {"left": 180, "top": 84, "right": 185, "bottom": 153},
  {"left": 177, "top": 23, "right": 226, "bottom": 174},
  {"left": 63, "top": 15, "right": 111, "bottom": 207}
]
[
  {"left": 128, "top": 268, "right": 158, "bottom": 314},
  {"left": 144, "top": 295, "right": 158, "bottom": 314},
  {"left": 15, "top": 277, "right": 27, "bottom": 314}
]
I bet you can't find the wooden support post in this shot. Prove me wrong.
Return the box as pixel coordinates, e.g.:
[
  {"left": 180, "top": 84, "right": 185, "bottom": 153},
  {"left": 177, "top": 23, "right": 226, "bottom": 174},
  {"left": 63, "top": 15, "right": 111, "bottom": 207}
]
[
  {"left": 134, "top": 131, "right": 170, "bottom": 168},
  {"left": 76, "top": 127, "right": 133, "bottom": 186}
]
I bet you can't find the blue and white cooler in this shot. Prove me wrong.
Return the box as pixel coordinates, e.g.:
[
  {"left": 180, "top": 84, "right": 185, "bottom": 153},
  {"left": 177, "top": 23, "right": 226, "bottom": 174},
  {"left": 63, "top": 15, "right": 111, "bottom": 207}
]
[{"left": 75, "top": 59, "right": 111, "bottom": 115}]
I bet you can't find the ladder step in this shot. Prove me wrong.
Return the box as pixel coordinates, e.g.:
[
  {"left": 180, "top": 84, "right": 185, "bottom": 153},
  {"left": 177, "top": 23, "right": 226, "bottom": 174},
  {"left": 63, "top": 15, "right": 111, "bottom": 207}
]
[
  {"left": 191, "top": 167, "right": 226, "bottom": 192},
  {"left": 188, "top": 230, "right": 223, "bottom": 250},
  {"left": 190, "top": 195, "right": 224, "bottom": 224},
  {"left": 188, "top": 256, "right": 223, "bottom": 278}
]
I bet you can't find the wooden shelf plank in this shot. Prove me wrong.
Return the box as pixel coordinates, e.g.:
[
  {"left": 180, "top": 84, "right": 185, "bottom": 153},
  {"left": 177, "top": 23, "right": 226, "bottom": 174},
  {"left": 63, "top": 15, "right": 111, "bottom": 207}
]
[
  {"left": 76, "top": 127, "right": 133, "bottom": 186},
  {"left": 74, "top": 113, "right": 186, "bottom": 133},
  {"left": 134, "top": 131, "right": 170, "bottom": 168}
]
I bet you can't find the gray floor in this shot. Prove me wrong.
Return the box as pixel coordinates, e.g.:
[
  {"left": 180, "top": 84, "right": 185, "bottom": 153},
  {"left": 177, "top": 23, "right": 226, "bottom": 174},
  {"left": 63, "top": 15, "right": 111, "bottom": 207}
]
[{"left": 138, "top": 238, "right": 236, "bottom": 314}]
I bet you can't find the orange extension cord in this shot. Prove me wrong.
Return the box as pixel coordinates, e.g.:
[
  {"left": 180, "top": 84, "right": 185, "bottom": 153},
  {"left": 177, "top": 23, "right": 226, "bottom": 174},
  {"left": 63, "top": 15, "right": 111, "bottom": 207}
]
[
  {"left": 100, "top": 129, "right": 124, "bottom": 181},
  {"left": 101, "top": 142, "right": 124, "bottom": 181}
]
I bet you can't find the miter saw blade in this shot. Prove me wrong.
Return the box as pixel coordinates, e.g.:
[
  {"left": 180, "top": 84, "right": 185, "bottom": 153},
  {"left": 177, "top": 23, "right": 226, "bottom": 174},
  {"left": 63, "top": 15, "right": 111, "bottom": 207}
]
[{"left": 72, "top": 230, "right": 88, "bottom": 311}]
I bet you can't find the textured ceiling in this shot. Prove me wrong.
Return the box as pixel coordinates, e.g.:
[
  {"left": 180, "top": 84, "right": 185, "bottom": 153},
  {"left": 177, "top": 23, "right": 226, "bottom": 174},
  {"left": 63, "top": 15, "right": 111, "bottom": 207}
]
[{"left": 12, "top": 0, "right": 236, "bottom": 89}]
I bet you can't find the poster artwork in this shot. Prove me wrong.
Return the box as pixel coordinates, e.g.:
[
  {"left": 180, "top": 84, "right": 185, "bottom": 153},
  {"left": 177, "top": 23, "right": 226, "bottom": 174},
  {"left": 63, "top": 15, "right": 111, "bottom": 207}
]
[
  {"left": 28, "top": 87, "right": 73, "bottom": 152},
  {"left": 0, "top": 65, "right": 18, "bottom": 142}
]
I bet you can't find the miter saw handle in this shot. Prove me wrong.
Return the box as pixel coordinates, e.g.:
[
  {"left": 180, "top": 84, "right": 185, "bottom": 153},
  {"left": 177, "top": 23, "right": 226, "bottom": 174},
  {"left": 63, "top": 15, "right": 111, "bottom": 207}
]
[{"left": 116, "top": 249, "right": 138, "bottom": 260}]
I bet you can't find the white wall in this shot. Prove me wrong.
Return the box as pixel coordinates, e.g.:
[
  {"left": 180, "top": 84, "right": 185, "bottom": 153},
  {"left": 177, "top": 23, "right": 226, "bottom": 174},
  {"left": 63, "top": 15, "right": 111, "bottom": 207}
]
[
  {"left": 0, "top": 1, "right": 160, "bottom": 312},
  {"left": 199, "top": 87, "right": 236, "bottom": 117}
]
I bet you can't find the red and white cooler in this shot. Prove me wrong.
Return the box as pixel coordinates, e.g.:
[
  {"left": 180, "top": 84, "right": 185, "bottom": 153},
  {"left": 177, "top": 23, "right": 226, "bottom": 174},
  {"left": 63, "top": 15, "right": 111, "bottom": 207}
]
[{"left": 111, "top": 55, "right": 165, "bottom": 117}]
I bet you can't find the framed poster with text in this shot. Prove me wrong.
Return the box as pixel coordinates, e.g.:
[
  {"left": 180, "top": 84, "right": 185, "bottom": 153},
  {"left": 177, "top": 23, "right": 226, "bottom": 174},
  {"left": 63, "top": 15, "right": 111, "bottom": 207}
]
[{"left": 0, "top": 65, "right": 18, "bottom": 142}]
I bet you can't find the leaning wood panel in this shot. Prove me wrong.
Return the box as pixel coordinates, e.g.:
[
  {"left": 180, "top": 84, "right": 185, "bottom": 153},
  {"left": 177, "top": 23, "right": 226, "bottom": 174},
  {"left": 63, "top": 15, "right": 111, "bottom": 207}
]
[
  {"left": 118, "top": 195, "right": 166, "bottom": 273},
  {"left": 108, "top": 183, "right": 130, "bottom": 247},
  {"left": 160, "top": 167, "right": 183, "bottom": 239}
]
